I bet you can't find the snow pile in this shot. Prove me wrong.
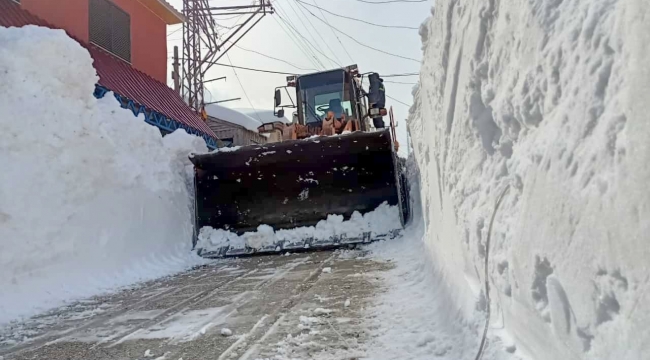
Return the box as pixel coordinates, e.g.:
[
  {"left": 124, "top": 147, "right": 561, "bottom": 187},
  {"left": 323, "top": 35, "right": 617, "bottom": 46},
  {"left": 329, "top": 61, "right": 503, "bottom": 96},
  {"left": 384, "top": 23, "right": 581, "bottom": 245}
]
[
  {"left": 410, "top": 0, "right": 650, "bottom": 358},
  {"left": 197, "top": 202, "right": 401, "bottom": 251},
  {"left": 0, "top": 26, "right": 207, "bottom": 325},
  {"left": 205, "top": 104, "right": 262, "bottom": 132}
]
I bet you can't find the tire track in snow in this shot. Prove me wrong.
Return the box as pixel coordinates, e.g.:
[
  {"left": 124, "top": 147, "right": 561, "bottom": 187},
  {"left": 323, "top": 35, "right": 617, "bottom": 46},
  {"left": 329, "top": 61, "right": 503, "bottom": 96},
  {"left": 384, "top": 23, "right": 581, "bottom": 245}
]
[
  {"left": 0, "top": 265, "right": 248, "bottom": 357},
  {"left": 0, "top": 285, "right": 181, "bottom": 357},
  {"left": 225, "top": 254, "right": 337, "bottom": 360},
  {"left": 106, "top": 257, "right": 310, "bottom": 348},
  {"left": 103, "top": 269, "right": 259, "bottom": 347},
  {"left": 138, "top": 255, "right": 328, "bottom": 360}
]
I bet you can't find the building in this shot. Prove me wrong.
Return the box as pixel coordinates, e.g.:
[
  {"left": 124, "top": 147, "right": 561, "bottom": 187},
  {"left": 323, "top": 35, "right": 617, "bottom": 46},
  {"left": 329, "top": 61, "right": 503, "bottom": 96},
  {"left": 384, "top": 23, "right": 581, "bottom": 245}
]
[
  {"left": 0, "top": 0, "right": 219, "bottom": 149},
  {"left": 204, "top": 104, "right": 268, "bottom": 147}
]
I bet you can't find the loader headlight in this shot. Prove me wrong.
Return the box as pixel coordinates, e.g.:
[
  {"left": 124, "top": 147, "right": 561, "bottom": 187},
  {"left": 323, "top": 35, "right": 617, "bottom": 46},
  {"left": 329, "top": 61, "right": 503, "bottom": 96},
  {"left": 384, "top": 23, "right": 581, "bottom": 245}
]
[{"left": 369, "top": 108, "right": 380, "bottom": 116}]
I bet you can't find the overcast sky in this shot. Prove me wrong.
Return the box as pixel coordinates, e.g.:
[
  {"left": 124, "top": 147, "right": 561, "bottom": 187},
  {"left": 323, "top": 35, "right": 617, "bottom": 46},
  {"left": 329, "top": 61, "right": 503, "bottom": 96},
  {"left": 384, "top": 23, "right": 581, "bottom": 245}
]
[{"left": 165, "top": 0, "right": 432, "bottom": 154}]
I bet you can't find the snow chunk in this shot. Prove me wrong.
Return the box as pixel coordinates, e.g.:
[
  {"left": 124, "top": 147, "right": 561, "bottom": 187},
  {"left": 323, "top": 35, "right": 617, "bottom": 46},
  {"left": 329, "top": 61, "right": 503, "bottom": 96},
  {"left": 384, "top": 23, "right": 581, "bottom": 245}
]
[
  {"left": 322, "top": 267, "right": 332, "bottom": 274},
  {"left": 215, "top": 146, "right": 242, "bottom": 152},
  {"left": 220, "top": 328, "right": 233, "bottom": 337},
  {"left": 313, "top": 308, "right": 333, "bottom": 316},
  {"left": 198, "top": 227, "right": 246, "bottom": 250},
  {"left": 144, "top": 349, "right": 155, "bottom": 357},
  {"left": 196, "top": 202, "right": 401, "bottom": 252}
]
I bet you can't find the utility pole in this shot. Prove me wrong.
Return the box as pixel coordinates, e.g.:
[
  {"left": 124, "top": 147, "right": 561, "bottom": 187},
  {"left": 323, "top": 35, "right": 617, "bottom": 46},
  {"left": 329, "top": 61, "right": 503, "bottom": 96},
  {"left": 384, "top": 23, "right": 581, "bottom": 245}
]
[
  {"left": 172, "top": 46, "right": 180, "bottom": 94},
  {"left": 182, "top": 0, "right": 274, "bottom": 113}
]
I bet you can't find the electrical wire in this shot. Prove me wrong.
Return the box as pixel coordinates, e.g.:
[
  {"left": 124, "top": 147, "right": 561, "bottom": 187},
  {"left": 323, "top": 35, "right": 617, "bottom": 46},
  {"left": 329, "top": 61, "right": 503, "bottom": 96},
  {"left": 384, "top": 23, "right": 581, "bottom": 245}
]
[
  {"left": 212, "top": 13, "right": 245, "bottom": 20},
  {"left": 288, "top": 0, "right": 344, "bottom": 67},
  {"left": 280, "top": 0, "right": 341, "bottom": 68},
  {"left": 274, "top": 1, "right": 327, "bottom": 69},
  {"left": 274, "top": 5, "right": 327, "bottom": 69},
  {"left": 225, "top": 53, "right": 263, "bottom": 122},
  {"left": 383, "top": 80, "right": 417, "bottom": 85},
  {"left": 377, "top": 72, "right": 420, "bottom": 77},
  {"left": 228, "top": 41, "right": 318, "bottom": 71},
  {"left": 386, "top": 94, "right": 411, "bottom": 107},
  {"left": 167, "top": 26, "right": 182, "bottom": 37},
  {"left": 271, "top": 10, "right": 318, "bottom": 68},
  {"left": 275, "top": 10, "right": 340, "bottom": 69},
  {"left": 175, "top": 57, "right": 418, "bottom": 80},
  {"left": 311, "top": 0, "right": 355, "bottom": 64},
  {"left": 182, "top": 58, "right": 298, "bottom": 75},
  {"left": 474, "top": 185, "right": 511, "bottom": 360},
  {"left": 295, "top": 2, "right": 421, "bottom": 63},
  {"left": 354, "top": 0, "right": 428, "bottom": 3},
  {"left": 270, "top": 11, "right": 324, "bottom": 70},
  {"left": 296, "top": 0, "right": 419, "bottom": 30}
]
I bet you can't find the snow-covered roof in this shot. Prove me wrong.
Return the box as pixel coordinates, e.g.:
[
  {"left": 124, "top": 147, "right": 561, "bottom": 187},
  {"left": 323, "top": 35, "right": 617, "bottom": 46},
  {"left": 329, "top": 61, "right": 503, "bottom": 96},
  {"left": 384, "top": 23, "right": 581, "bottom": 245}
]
[
  {"left": 205, "top": 104, "right": 263, "bottom": 133},
  {"left": 234, "top": 108, "right": 291, "bottom": 124}
]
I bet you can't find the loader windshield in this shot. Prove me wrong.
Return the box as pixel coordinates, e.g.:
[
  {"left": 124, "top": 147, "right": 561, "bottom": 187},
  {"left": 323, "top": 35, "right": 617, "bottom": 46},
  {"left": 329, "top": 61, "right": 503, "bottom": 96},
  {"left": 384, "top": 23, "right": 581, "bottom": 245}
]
[{"left": 297, "top": 69, "right": 354, "bottom": 125}]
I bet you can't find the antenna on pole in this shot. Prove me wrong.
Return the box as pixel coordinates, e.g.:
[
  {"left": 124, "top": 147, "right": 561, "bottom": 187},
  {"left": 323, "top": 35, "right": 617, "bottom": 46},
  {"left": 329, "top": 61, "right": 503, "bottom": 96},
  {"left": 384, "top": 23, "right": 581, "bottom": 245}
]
[{"left": 182, "top": 0, "right": 274, "bottom": 113}]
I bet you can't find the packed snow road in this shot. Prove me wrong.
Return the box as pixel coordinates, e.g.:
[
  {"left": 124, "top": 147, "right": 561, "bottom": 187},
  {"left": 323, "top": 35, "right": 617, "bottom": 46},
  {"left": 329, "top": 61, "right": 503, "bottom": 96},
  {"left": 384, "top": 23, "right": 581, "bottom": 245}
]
[{"left": 0, "top": 251, "right": 390, "bottom": 360}]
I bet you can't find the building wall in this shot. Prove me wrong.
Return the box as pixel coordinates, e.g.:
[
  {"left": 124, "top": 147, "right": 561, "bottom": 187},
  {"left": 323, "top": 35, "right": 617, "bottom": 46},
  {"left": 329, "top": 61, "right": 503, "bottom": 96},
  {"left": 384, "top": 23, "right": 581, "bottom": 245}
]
[
  {"left": 21, "top": 0, "right": 89, "bottom": 42},
  {"left": 207, "top": 117, "right": 268, "bottom": 146},
  {"left": 110, "top": 0, "right": 167, "bottom": 83},
  {"left": 21, "top": 0, "right": 167, "bottom": 83}
]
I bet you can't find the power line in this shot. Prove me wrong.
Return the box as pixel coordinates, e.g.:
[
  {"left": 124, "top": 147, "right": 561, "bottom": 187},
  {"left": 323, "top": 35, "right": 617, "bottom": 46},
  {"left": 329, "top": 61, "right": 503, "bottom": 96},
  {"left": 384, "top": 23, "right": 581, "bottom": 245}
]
[
  {"left": 382, "top": 72, "right": 420, "bottom": 77},
  {"left": 386, "top": 94, "right": 412, "bottom": 107},
  {"left": 288, "top": 0, "right": 344, "bottom": 67},
  {"left": 274, "top": 5, "right": 328, "bottom": 69},
  {"left": 354, "top": 0, "right": 428, "bottom": 3},
  {"left": 225, "top": 53, "right": 263, "bottom": 122},
  {"left": 270, "top": 10, "right": 324, "bottom": 70},
  {"left": 175, "top": 57, "right": 417, "bottom": 79},
  {"left": 275, "top": 10, "right": 340, "bottom": 69},
  {"left": 167, "top": 26, "right": 182, "bottom": 37},
  {"left": 383, "top": 80, "right": 417, "bottom": 85},
  {"left": 281, "top": 0, "right": 341, "bottom": 68},
  {"left": 275, "top": 1, "right": 327, "bottom": 69},
  {"left": 295, "top": 2, "right": 421, "bottom": 63},
  {"left": 296, "top": 0, "right": 419, "bottom": 30},
  {"left": 179, "top": 57, "right": 414, "bottom": 108},
  {"left": 229, "top": 41, "right": 318, "bottom": 71},
  {"left": 311, "top": 0, "right": 354, "bottom": 64},
  {"left": 176, "top": 57, "right": 298, "bottom": 75}
]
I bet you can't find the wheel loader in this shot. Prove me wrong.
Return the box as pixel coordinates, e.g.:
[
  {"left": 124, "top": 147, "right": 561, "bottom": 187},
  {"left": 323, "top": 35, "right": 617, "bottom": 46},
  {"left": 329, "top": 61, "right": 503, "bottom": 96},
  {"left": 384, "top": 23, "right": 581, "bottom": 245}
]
[{"left": 189, "top": 65, "right": 410, "bottom": 258}]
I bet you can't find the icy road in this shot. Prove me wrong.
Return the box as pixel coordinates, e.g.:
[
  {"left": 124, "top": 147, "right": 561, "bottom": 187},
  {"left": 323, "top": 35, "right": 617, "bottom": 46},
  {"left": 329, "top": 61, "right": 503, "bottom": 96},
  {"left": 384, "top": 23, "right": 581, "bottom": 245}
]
[{"left": 0, "top": 251, "right": 390, "bottom": 360}]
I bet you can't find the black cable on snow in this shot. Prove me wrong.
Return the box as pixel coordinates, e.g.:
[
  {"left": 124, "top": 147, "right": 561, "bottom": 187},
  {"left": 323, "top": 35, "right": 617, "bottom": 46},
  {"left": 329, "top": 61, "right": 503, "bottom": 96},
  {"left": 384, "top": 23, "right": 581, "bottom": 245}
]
[{"left": 475, "top": 184, "right": 511, "bottom": 360}]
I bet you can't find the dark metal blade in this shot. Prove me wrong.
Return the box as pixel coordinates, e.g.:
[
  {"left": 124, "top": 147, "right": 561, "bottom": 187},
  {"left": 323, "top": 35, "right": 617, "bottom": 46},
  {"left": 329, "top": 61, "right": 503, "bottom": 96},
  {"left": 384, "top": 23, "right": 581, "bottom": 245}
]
[{"left": 190, "top": 129, "right": 399, "bottom": 235}]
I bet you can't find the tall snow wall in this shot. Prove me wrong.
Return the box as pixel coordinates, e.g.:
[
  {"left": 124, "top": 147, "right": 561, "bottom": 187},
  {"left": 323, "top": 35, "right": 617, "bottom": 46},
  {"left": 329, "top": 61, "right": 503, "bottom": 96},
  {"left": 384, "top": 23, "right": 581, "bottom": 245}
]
[
  {"left": 0, "top": 26, "right": 207, "bottom": 325},
  {"left": 409, "top": 1, "right": 650, "bottom": 358}
]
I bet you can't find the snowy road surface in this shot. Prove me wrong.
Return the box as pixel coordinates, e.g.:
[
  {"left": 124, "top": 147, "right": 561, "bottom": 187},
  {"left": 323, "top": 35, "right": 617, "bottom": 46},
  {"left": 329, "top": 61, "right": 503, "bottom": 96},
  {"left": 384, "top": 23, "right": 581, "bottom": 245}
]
[{"left": 0, "top": 251, "right": 390, "bottom": 360}]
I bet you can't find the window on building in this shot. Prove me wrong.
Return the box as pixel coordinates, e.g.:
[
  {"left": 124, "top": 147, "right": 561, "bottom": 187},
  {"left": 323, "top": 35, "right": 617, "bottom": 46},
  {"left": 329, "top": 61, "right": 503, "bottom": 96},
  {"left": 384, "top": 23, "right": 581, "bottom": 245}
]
[{"left": 89, "top": 0, "right": 131, "bottom": 62}]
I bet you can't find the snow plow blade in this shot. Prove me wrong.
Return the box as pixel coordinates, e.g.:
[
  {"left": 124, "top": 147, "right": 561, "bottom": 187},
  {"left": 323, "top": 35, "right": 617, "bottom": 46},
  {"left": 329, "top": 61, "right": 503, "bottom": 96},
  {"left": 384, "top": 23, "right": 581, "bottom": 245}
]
[{"left": 190, "top": 129, "right": 408, "bottom": 257}]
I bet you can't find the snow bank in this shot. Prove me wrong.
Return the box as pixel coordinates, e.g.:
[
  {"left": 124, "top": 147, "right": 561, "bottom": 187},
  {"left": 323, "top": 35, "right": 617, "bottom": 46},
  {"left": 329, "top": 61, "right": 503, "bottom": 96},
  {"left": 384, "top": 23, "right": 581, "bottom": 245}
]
[
  {"left": 205, "top": 104, "right": 262, "bottom": 132},
  {"left": 410, "top": 0, "right": 650, "bottom": 358},
  {"left": 0, "top": 26, "right": 207, "bottom": 325},
  {"left": 363, "top": 156, "right": 513, "bottom": 360},
  {"left": 197, "top": 202, "right": 401, "bottom": 251}
]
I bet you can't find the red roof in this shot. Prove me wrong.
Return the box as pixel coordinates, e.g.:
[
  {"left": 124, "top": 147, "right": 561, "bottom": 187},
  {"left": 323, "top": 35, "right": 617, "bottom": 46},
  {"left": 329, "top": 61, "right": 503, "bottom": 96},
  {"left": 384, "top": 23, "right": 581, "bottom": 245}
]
[{"left": 0, "top": 0, "right": 217, "bottom": 139}]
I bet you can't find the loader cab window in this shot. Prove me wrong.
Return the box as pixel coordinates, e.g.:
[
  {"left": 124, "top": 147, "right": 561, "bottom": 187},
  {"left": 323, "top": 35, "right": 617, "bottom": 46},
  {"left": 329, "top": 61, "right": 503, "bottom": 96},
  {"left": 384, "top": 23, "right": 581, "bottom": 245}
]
[{"left": 297, "top": 69, "right": 356, "bottom": 125}]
